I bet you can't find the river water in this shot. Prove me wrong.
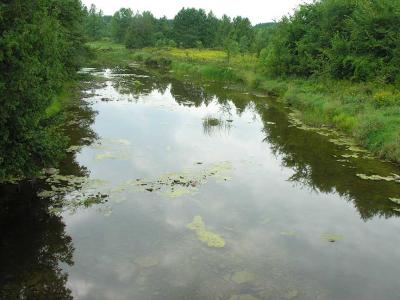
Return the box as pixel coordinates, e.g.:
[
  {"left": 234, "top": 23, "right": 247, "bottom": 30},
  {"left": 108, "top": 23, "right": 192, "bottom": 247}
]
[{"left": 1, "top": 66, "right": 400, "bottom": 300}]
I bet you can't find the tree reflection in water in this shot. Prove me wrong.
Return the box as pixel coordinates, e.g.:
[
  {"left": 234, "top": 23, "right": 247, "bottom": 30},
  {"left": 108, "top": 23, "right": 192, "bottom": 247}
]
[{"left": 0, "top": 183, "right": 74, "bottom": 299}]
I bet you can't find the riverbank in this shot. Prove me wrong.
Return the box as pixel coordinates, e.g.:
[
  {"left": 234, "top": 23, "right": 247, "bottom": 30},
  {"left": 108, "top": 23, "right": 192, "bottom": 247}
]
[{"left": 87, "top": 40, "right": 400, "bottom": 164}]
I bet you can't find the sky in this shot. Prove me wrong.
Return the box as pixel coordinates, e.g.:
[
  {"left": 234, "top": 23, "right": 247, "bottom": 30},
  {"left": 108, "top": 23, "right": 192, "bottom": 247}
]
[{"left": 82, "top": 0, "right": 312, "bottom": 25}]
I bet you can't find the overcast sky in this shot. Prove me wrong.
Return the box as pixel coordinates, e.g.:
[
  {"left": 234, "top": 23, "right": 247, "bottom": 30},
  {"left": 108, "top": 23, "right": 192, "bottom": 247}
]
[{"left": 82, "top": 0, "right": 312, "bottom": 25}]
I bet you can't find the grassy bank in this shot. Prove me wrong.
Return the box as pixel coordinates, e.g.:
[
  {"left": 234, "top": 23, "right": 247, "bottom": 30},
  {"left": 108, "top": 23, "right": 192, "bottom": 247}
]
[{"left": 87, "top": 40, "right": 400, "bottom": 163}]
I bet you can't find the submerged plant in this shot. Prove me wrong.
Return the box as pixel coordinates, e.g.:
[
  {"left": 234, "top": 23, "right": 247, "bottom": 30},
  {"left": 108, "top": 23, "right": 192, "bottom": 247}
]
[
  {"left": 202, "top": 115, "right": 231, "bottom": 136},
  {"left": 230, "top": 271, "right": 256, "bottom": 284},
  {"left": 320, "top": 233, "right": 343, "bottom": 243},
  {"left": 187, "top": 216, "right": 225, "bottom": 248}
]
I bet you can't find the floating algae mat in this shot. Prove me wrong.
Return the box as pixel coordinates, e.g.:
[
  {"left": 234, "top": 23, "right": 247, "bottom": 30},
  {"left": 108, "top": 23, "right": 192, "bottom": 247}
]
[
  {"left": 389, "top": 198, "right": 400, "bottom": 205},
  {"left": 125, "top": 161, "right": 233, "bottom": 198},
  {"left": 187, "top": 216, "right": 225, "bottom": 248},
  {"left": 37, "top": 161, "right": 233, "bottom": 215},
  {"left": 320, "top": 233, "right": 343, "bottom": 242},
  {"left": 356, "top": 173, "right": 400, "bottom": 183},
  {"left": 37, "top": 169, "right": 110, "bottom": 215},
  {"left": 230, "top": 271, "right": 256, "bottom": 284}
]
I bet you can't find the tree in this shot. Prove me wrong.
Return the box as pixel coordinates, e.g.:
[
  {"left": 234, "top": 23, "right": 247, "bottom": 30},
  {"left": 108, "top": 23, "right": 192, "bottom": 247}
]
[
  {"left": 85, "top": 4, "right": 106, "bottom": 40},
  {"left": 110, "top": 8, "right": 133, "bottom": 43},
  {"left": 125, "top": 11, "right": 156, "bottom": 49},
  {"left": 173, "top": 8, "right": 208, "bottom": 48},
  {"left": 215, "top": 15, "right": 233, "bottom": 48},
  {"left": 0, "top": 0, "right": 86, "bottom": 181},
  {"left": 258, "top": 0, "right": 400, "bottom": 82},
  {"left": 224, "top": 38, "right": 239, "bottom": 63}
]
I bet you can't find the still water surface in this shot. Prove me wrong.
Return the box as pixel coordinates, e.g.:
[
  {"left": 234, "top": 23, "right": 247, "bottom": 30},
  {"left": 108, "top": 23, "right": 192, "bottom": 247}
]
[{"left": 1, "top": 66, "right": 400, "bottom": 300}]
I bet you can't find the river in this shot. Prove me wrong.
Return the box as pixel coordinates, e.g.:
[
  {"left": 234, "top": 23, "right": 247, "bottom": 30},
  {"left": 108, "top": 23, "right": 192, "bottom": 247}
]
[{"left": 1, "top": 66, "right": 400, "bottom": 300}]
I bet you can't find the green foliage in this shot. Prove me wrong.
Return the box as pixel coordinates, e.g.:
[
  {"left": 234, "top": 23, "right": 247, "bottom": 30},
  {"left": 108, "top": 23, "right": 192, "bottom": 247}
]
[
  {"left": 0, "top": 0, "right": 86, "bottom": 181},
  {"left": 224, "top": 39, "right": 239, "bottom": 63},
  {"left": 260, "top": 0, "right": 400, "bottom": 83},
  {"left": 110, "top": 8, "right": 133, "bottom": 43},
  {"left": 84, "top": 4, "right": 107, "bottom": 40},
  {"left": 125, "top": 12, "right": 157, "bottom": 49},
  {"left": 173, "top": 8, "right": 209, "bottom": 48}
]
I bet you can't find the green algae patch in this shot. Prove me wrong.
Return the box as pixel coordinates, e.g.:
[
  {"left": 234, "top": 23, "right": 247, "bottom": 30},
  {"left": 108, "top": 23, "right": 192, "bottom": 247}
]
[
  {"left": 280, "top": 231, "right": 296, "bottom": 237},
  {"left": 341, "top": 154, "right": 359, "bottom": 159},
  {"left": 321, "top": 233, "right": 343, "bottom": 242},
  {"left": 284, "top": 290, "right": 299, "bottom": 299},
  {"left": 231, "top": 271, "right": 256, "bottom": 284},
  {"left": 95, "top": 151, "right": 131, "bottom": 161},
  {"left": 162, "top": 187, "right": 195, "bottom": 198},
  {"left": 135, "top": 256, "right": 160, "bottom": 268},
  {"left": 229, "top": 295, "right": 259, "bottom": 300},
  {"left": 356, "top": 173, "right": 400, "bottom": 183},
  {"left": 37, "top": 171, "right": 110, "bottom": 215},
  {"left": 187, "top": 216, "right": 225, "bottom": 248},
  {"left": 66, "top": 145, "right": 82, "bottom": 153},
  {"left": 132, "top": 161, "right": 233, "bottom": 198},
  {"left": 389, "top": 198, "right": 400, "bottom": 205},
  {"left": 95, "top": 152, "right": 119, "bottom": 160}
]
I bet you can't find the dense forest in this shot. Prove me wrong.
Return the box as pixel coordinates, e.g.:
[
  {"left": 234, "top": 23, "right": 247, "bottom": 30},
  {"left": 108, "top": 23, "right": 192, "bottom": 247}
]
[{"left": 1, "top": 0, "right": 400, "bottom": 181}]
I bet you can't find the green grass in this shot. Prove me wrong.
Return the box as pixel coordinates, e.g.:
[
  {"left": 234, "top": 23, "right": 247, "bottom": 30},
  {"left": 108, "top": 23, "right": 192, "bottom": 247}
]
[
  {"left": 46, "top": 81, "right": 76, "bottom": 117},
  {"left": 87, "top": 40, "right": 400, "bottom": 163}
]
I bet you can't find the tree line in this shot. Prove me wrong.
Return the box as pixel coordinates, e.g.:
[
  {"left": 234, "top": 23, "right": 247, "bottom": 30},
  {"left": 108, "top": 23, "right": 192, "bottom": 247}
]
[
  {"left": 84, "top": 5, "right": 271, "bottom": 54},
  {"left": 86, "top": 0, "right": 400, "bottom": 84}
]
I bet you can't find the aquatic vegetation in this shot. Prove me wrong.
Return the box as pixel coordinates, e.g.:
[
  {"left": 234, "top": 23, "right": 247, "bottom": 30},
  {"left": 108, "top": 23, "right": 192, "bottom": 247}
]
[
  {"left": 135, "top": 256, "right": 160, "bottom": 268},
  {"left": 187, "top": 216, "right": 225, "bottom": 248},
  {"left": 284, "top": 290, "right": 299, "bottom": 299},
  {"left": 203, "top": 116, "right": 221, "bottom": 127},
  {"left": 320, "top": 233, "right": 343, "bottom": 242},
  {"left": 95, "top": 152, "right": 118, "bottom": 160},
  {"left": 341, "top": 154, "right": 359, "bottom": 159},
  {"left": 230, "top": 271, "right": 256, "bottom": 284},
  {"left": 106, "top": 138, "right": 131, "bottom": 146},
  {"left": 357, "top": 173, "right": 400, "bottom": 183},
  {"left": 162, "top": 187, "right": 195, "bottom": 198},
  {"left": 37, "top": 172, "right": 110, "bottom": 215},
  {"left": 37, "top": 190, "right": 57, "bottom": 198},
  {"left": 66, "top": 145, "right": 82, "bottom": 153},
  {"left": 202, "top": 115, "right": 232, "bottom": 136},
  {"left": 280, "top": 231, "right": 296, "bottom": 237},
  {"left": 229, "top": 295, "right": 259, "bottom": 300},
  {"left": 132, "top": 161, "right": 233, "bottom": 198},
  {"left": 389, "top": 198, "right": 400, "bottom": 205}
]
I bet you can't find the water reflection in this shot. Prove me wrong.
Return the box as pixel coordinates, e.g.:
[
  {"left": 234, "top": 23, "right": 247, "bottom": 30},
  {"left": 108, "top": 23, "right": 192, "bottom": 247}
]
[
  {"left": 110, "top": 65, "right": 400, "bottom": 220},
  {"left": 0, "top": 183, "right": 74, "bottom": 299},
  {"left": 1, "top": 66, "right": 400, "bottom": 300}
]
